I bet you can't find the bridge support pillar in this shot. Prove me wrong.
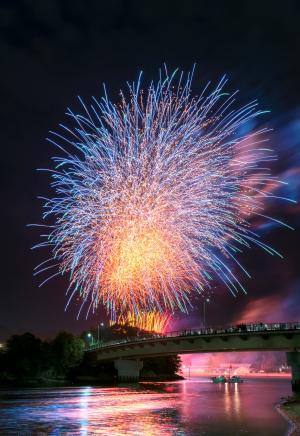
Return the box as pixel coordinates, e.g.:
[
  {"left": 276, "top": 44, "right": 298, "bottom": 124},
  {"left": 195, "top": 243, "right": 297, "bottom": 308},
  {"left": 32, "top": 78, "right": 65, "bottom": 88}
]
[
  {"left": 286, "top": 351, "right": 300, "bottom": 393},
  {"left": 114, "top": 359, "right": 143, "bottom": 382}
]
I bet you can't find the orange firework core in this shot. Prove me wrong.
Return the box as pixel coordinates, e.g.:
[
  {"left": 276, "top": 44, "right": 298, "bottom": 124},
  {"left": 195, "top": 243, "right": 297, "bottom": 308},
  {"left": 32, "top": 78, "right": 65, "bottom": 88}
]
[
  {"left": 102, "top": 220, "right": 174, "bottom": 286},
  {"left": 108, "top": 226, "right": 170, "bottom": 286},
  {"left": 98, "top": 212, "right": 192, "bottom": 310}
]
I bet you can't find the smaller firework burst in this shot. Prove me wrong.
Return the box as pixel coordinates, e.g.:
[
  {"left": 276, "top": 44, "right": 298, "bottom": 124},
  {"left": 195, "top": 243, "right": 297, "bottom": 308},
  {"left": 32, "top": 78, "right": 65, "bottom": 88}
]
[{"left": 110, "top": 311, "right": 171, "bottom": 334}]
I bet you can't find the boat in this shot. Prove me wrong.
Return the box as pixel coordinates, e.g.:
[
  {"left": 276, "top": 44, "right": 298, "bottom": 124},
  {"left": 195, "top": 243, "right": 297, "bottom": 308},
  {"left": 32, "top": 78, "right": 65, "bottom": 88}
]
[
  {"left": 229, "top": 375, "right": 243, "bottom": 383},
  {"left": 211, "top": 365, "right": 243, "bottom": 383},
  {"left": 211, "top": 374, "right": 243, "bottom": 383},
  {"left": 211, "top": 375, "right": 227, "bottom": 383}
]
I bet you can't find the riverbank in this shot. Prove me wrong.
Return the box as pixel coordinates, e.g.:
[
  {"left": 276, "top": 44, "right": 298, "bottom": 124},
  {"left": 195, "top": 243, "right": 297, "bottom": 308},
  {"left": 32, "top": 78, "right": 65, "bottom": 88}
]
[
  {"left": 0, "top": 373, "right": 184, "bottom": 388},
  {"left": 277, "top": 397, "right": 300, "bottom": 436}
]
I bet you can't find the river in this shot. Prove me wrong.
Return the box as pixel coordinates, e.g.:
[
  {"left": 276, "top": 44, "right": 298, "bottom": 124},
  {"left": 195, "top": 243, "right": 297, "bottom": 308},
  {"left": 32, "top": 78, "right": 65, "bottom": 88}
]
[{"left": 0, "top": 377, "right": 291, "bottom": 435}]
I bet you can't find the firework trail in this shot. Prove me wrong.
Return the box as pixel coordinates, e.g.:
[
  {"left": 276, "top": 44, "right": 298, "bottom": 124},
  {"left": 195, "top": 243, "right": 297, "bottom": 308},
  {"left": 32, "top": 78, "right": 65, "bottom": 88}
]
[
  {"left": 33, "top": 67, "right": 293, "bottom": 319},
  {"left": 110, "top": 311, "right": 171, "bottom": 334}
]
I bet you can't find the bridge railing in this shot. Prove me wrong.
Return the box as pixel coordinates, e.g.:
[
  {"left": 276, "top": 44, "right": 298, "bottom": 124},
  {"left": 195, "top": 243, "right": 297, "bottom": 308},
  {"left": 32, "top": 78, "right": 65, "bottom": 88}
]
[{"left": 86, "top": 321, "right": 300, "bottom": 351}]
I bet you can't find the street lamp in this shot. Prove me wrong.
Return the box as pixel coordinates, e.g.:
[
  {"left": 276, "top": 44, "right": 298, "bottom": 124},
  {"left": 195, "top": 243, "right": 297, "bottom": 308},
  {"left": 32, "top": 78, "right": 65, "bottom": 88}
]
[
  {"left": 203, "top": 298, "right": 210, "bottom": 329},
  {"left": 97, "top": 322, "right": 105, "bottom": 345},
  {"left": 87, "top": 332, "right": 94, "bottom": 346},
  {"left": 183, "top": 362, "right": 191, "bottom": 379}
]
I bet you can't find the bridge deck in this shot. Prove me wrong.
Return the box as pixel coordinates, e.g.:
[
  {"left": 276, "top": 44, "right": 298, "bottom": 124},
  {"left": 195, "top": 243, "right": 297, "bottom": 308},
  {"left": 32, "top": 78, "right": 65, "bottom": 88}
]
[{"left": 87, "top": 322, "right": 300, "bottom": 360}]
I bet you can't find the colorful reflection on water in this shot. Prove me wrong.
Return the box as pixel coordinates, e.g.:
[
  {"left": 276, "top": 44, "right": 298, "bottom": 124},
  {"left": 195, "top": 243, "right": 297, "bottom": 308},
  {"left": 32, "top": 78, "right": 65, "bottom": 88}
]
[{"left": 0, "top": 378, "right": 291, "bottom": 435}]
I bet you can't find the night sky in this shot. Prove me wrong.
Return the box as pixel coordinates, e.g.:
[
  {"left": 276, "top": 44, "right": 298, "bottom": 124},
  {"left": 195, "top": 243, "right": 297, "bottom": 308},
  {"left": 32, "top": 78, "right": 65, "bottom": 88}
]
[{"left": 1, "top": 1, "right": 300, "bottom": 341}]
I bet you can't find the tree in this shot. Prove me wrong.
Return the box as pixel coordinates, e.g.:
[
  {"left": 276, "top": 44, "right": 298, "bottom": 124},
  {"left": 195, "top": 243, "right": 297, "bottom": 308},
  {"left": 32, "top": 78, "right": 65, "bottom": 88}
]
[
  {"left": 4, "top": 332, "right": 43, "bottom": 379},
  {"left": 141, "top": 355, "right": 182, "bottom": 377},
  {"left": 51, "top": 332, "right": 85, "bottom": 376}
]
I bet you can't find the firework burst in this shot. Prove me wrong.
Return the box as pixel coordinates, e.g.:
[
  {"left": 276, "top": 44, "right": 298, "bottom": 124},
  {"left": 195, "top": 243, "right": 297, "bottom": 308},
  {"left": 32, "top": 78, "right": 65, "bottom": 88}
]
[
  {"left": 33, "top": 67, "right": 292, "bottom": 318},
  {"left": 110, "top": 311, "right": 171, "bottom": 334}
]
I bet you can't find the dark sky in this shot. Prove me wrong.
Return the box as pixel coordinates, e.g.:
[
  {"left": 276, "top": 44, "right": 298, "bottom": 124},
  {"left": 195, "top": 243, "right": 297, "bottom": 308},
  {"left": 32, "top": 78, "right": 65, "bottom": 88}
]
[{"left": 1, "top": 0, "right": 300, "bottom": 340}]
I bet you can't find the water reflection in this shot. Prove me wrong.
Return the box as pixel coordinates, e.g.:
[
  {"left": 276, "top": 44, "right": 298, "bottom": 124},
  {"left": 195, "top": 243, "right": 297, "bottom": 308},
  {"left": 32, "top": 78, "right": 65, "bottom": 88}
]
[
  {"left": 0, "top": 378, "right": 291, "bottom": 435},
  {"left": 234, "top": 382, "right": 241, "bottom": 415},
  {"left": 223, "top": 382, "right": 240, "bottom": 418}
]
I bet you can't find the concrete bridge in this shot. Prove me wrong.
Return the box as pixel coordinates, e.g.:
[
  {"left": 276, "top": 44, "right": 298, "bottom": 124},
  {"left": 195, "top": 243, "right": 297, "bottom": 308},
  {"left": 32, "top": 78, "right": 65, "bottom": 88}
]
[{"left": 86, "top": 322, "right": 300, "bottom": 391}]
